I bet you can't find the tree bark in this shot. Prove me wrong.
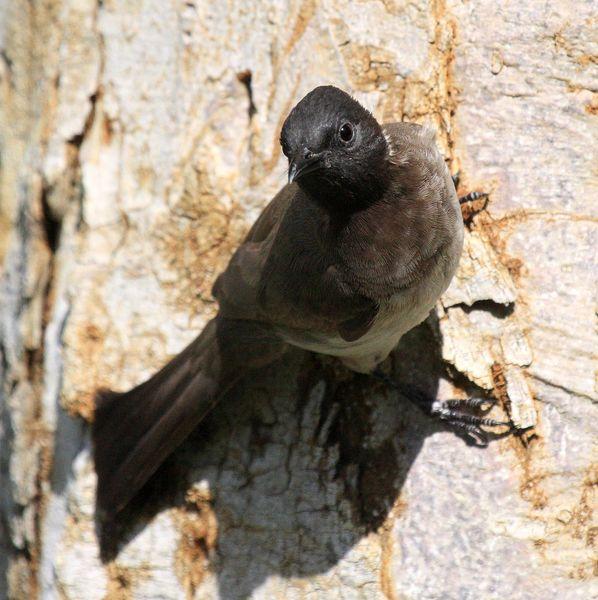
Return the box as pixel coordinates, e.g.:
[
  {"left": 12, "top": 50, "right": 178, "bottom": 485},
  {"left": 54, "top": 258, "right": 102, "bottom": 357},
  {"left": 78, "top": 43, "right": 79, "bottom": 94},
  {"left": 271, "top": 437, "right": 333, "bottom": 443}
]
[{"left": 0, "top": 1, "right": 596, "bottom": 598}]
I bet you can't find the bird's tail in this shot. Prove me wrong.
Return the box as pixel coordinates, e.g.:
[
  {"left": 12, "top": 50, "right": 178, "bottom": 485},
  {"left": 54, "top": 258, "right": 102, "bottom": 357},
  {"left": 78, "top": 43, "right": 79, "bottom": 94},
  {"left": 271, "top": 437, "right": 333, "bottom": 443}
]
[{"left": 92, "top": 317, "right": 285, "bottom": 519}]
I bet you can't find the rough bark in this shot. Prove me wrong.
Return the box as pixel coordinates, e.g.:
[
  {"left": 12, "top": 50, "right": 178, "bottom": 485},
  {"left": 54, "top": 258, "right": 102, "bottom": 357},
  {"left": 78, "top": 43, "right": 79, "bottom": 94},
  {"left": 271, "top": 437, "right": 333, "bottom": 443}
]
[{"left": 0, "top": 1, "right": 596, "bottom": 598}]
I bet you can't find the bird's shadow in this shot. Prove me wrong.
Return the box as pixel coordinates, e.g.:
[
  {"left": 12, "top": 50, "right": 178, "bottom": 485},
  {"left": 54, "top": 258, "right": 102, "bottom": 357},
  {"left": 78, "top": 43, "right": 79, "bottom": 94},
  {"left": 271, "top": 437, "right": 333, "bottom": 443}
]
[{"left": 95, "top": 316, "right": 489, "bottom": 598}]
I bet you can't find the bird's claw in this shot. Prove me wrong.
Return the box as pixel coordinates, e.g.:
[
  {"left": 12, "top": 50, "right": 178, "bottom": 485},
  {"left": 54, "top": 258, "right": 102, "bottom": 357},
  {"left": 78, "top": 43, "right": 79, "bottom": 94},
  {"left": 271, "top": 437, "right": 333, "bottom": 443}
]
[
  {"left": 458, "top": 190, "right": 489, "bottom": 205},
  {"left": 452, "top": 171, "right": 490, "bottom": 221},
  {"left": 443, "top": 397, "right": 495, "bottom": 410},
  {"left": 371, "top": 369, "right": 512, "bottom": 446},
  {"left": 430, "top": 398, "right": 511, "bottom": 447}
]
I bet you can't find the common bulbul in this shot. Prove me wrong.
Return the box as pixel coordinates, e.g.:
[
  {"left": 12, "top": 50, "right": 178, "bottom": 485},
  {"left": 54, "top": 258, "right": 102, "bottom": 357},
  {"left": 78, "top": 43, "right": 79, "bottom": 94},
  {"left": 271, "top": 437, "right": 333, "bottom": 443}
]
[{"left": 93, "top": 86, "right": 509, "bottom": 520}]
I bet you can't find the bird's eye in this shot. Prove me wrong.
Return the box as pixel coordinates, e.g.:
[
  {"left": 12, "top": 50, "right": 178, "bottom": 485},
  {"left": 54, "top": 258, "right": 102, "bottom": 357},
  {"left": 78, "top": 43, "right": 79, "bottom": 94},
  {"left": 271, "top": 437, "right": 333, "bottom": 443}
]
[{"left": 338, "top": 122, "right": 354, "bottom": 144}]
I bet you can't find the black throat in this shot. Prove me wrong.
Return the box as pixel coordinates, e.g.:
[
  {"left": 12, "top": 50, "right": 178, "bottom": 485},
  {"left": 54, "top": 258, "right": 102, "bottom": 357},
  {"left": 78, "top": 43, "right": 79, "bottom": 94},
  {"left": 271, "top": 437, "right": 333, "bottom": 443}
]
[{"left": 297, "top": 146, "right": 391, "bottom": 214}]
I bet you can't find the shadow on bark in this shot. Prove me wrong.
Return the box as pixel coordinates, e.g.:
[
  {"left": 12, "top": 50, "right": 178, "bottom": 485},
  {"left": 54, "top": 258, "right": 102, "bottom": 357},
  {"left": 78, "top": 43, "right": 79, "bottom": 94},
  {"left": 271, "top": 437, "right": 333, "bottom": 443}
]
[{"left": 95, "top": 317, "right": 487, "bottom": 598}]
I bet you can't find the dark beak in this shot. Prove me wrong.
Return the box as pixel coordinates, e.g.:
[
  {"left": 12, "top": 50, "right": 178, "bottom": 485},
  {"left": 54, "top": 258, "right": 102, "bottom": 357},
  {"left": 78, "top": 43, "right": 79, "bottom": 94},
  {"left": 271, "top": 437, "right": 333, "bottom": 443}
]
[{"left": 288, "top": 149, "right": 326, "bottom": 183}]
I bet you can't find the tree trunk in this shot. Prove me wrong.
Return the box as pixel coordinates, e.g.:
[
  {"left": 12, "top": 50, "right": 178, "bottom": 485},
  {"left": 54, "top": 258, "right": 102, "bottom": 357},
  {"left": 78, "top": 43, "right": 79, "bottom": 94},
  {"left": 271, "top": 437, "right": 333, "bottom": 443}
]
[{"left": 0, "top": 1, "right": 595, "bottom": 598}]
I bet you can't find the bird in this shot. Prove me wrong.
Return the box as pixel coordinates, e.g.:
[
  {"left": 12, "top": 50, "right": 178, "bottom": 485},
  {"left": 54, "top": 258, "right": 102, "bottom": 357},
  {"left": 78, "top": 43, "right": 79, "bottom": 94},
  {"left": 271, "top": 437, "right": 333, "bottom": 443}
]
[{"left": 92, "top": 85, "right": 509, "bottom": 522}]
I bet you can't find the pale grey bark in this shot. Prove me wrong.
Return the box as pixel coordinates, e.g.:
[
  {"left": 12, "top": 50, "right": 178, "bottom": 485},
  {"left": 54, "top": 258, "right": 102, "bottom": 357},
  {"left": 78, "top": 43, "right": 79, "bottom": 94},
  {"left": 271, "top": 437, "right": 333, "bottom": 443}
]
[{"left": 0, "top": 1, "right": 596, "bottom": 599}]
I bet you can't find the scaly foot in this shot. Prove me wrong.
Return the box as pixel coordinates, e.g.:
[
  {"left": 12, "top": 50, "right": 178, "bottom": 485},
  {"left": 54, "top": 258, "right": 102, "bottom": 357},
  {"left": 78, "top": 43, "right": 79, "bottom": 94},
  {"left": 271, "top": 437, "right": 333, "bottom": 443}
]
[
  {"left": 458, "top": 190, "right": 489, "bottom": 205},
  {"left": 372, "top": 370, "right": 512, "bottom": 446},
  {"left": 452, "top": 171, "right": 489, "bottom": 221}
]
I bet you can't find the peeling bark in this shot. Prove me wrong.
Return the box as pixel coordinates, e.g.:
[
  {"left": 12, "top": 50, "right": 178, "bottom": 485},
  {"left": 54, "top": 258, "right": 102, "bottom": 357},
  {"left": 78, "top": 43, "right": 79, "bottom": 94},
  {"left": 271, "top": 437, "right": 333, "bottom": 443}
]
[{"left": 1, "top": 1, "right": 596, "bottom": 599}]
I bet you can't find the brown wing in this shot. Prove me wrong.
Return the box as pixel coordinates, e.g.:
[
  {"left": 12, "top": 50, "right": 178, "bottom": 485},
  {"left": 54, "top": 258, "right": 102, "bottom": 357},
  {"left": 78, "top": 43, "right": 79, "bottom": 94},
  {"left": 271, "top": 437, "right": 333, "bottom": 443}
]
[
  {"left": 211, "top": 184, "right": 294, "bottom": 320},
  {"left": 337, "top": 302, "right": 379, "bottom": 342},
  {"left": 243, "top": 182, "right": 295, "bottom": 243},
  {"left": 213, "top": 183, "right": 378, "bottom": 340}
]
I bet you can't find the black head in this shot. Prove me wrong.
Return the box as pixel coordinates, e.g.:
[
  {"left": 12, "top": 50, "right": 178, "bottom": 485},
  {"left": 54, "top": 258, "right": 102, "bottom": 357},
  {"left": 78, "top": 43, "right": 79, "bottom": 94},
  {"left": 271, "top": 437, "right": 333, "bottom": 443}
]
[{"left": 280, "top": 86, "right": 390, "bottom": 210}]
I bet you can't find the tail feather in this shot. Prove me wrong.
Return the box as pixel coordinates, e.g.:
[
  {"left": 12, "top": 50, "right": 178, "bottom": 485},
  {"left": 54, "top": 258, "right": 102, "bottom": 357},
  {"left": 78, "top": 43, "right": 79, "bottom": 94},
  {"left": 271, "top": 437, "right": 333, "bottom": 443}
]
[{"left": 92, "top": 317, "right": 286, "bottom": 519}]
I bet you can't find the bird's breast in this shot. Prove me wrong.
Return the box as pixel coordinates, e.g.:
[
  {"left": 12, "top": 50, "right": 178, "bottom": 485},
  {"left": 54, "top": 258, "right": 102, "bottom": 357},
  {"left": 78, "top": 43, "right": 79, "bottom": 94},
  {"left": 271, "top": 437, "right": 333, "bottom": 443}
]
[{"left": 278, "top": 238, "right": 461, "bottom": 372}]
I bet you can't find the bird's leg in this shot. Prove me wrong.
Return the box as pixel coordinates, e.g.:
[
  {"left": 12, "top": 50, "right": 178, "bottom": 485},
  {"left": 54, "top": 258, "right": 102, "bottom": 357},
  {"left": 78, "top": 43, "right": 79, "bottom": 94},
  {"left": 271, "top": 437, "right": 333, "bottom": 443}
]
[
  {"left": 458, "top": 190, "right": 489, "bottom": 205},
  {"left": 452, "top": 171, "right": 490, "bottom": 223},
  {"left": 372, "top": 369, "right": 512, "bottom": 446}
]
